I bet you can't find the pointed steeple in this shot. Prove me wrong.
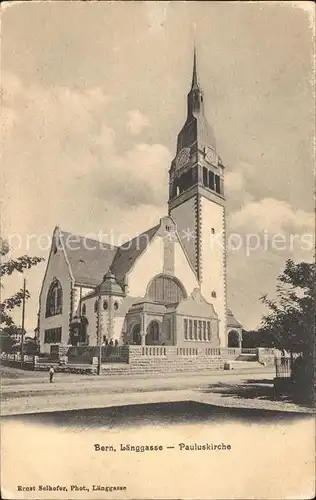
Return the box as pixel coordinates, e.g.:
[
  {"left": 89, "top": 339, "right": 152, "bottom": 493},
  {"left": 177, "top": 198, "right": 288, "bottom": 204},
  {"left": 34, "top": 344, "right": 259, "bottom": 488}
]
[
  {"left": 191, "top": 46, "right": 199, "bottom": 90},
  {"left": 173, "top": 43, "right": 217, "bottom": 155},
  {"left": 187, "top": 45, "right": 204, "bottom": 118}
]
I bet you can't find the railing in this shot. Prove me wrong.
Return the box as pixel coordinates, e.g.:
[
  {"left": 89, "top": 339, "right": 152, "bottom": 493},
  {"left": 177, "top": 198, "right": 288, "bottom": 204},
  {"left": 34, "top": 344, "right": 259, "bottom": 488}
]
[
  {"left": 141, "top": 346, "right": 166, "bottom": 357},
  {"left": 241, "top": 348, "right": 257, "bottom": 354},
  {"left": 1, "top": 353, "right": 34, "bottom": 364},
  {"left": 205, "top": 348, "right": 221, "bottom": 356},
  {"left": 177, "top": 347, "right": 198, "bottom": 356}
]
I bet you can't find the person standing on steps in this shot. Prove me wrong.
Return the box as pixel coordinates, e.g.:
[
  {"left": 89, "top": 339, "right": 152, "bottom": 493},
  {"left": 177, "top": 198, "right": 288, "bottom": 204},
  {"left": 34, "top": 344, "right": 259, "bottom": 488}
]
[{"left": 49, "top": 365, "right": 55, "bottom": 383}]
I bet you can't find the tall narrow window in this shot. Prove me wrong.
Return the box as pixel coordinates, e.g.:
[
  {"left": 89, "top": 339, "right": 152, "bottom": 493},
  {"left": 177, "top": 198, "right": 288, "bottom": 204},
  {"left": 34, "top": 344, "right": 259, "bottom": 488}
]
[
  {"left": 194, "top": 320, "right": 198, "bottom": 340},
  {"left": 198, "top": 321, "right": 202, "bottom": 340},
  {"left": 184, "top": 319, "right": 188, "bottom": 340},
  {"left": 207, "top": 322, "right": 211, "bottom": 341},
  {"left": 203, "top": 321, "right": 207, "bottom": 341},
  {"left": 189, "top": 320, "right": 193, "bottom": 340},
  {"left": 215, "top": 174, "right": 220, "bottom": 194},
  {"left": 46, "top": 280, "right": 63, "bottom": 317},
  {"left": 209, "top": 171, "right": 215, "bottom": 190}
]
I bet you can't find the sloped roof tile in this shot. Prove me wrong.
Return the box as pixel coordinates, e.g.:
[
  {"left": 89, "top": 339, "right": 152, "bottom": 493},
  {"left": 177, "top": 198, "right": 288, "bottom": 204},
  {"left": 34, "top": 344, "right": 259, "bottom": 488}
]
[
  {"left": 227, "top": 308, "right": 243, "bottom": 328},
  {"left": 59, "top": 230, "right": 117, "bottom": 286}
]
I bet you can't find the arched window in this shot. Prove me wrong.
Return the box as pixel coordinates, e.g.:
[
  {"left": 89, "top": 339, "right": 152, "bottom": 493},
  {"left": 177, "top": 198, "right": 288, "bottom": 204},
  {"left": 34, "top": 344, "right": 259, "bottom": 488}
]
[
  {"left": 46, "top": 280, "right": 63, "bottom": 317},
  {"left": 146, "top": 275, "right": 187, "bottom": 304},
  {"left": 209, "top": 171, "right": 215, "bottom": 190}
]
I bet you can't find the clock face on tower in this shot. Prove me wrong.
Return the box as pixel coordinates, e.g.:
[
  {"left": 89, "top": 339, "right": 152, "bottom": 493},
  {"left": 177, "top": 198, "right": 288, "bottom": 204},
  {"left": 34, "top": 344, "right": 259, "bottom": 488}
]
[
  {"left": 205, "top": 147, "right": 217, "bottom": 165},
  {"left": 176, "top": 147, "right": 190, "bottom": 168}
]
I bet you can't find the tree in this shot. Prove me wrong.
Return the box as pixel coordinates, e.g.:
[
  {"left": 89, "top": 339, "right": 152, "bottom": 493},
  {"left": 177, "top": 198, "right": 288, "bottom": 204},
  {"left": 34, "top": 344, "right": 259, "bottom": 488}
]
[
  {"left": 260, "top": 259, "right": 315, "bottom": 406},
  {"left": 242, "top": 329, "right": 276, "bottom": 348},
  {"left": 260, "top": 259, "right": 315, "bottom": 356},
  {"left": 0, "top": 238, "right": 44, "bottom": 328}
]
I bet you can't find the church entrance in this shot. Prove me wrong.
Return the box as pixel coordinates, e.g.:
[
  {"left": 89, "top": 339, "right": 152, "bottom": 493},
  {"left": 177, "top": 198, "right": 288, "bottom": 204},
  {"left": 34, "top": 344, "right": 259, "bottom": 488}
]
[
  {"left": 146, "top": 321, "right": 160, "bottom": 345},
  {"left": 131, "top": 324, "right": 141, "bottom": 345},
  {"left": 228, "top": 330, "right": 240, "bottom": 348}
]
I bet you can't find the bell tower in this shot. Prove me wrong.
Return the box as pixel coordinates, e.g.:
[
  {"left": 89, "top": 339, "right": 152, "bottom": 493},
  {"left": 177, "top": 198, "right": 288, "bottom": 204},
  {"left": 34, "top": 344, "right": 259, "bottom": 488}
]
[{"left": 168, "top": 48, "right": 227, "bottom": 345}]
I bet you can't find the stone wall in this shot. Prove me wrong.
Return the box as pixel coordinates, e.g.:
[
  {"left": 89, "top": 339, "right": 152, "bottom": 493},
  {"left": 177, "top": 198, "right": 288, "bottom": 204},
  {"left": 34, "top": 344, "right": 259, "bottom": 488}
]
[{"left": 126, "top": 345, "right": 225, "bottom": 374}]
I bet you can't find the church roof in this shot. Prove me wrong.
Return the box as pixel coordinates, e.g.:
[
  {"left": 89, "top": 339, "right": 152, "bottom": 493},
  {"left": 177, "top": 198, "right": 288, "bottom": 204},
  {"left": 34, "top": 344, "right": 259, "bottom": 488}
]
[
  {"left": 227, "top": 308, "right": 243, "bottom": 328},
  {"left": 57, "top": 223, "right": 161, "bottom": 288},
  {"left": 96, "top": 271, "right": 125, "bottom": 297},
  {"left": 111, "top": 224, "right": 160, "bottom": 281},
  {"left": 57, "top": 216, "right": 193, "bottom": 290},
  {"left": 59, "top": 230, "right": 118, "bottom": 287}
]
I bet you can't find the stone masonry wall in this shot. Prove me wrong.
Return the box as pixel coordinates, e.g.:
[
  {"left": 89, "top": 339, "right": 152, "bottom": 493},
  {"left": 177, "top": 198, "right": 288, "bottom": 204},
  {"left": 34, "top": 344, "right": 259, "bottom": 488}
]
[{"left": 126, "top": 346, "right": 225, "bottom": 374}]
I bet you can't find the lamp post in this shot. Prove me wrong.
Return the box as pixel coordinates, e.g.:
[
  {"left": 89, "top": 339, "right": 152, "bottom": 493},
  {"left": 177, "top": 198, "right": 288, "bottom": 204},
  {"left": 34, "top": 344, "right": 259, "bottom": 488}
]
[
  {"left": 20, "top": 278, "right": 26, "bottom": 368},
  {"left": 97, "top": 293, "right": 102, "bottom": 375}
]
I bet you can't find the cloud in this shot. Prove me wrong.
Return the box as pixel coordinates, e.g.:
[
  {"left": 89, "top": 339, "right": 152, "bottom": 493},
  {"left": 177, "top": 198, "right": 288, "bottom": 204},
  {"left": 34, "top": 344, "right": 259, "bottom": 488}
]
[
  {"left": 225, "top": 171, "right": 244, "bottom": 193},
  {"left": 2, "top": 72, "right": 171, "bottom": 234},
  {"left": 229, "top": 197, "right": 314, "bottom": 235},
  {"left": 126, "top": 109, "right": 150, "bottom": 135},
  {"left": 93, "top": 142, "right": 171, "bottom": 207},
  {"left": 225, "top": 161, "right": 255, "bottom": 209},
  {"left": 2, "top": 72, "right": 172, "bottom": 329},
  {"left": 226, "top": 196, "right": 314, "bottom": 329}
]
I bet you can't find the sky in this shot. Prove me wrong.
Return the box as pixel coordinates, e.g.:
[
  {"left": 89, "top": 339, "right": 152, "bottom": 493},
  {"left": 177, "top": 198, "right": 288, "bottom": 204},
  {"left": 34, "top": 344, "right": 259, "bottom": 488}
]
[{"left": 1, "top": 1, "right": 315, "bottom": 331}]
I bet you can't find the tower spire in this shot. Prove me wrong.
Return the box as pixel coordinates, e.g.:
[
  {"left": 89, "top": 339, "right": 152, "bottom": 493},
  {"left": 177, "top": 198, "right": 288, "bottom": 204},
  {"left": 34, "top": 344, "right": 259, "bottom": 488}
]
[{"left": 191, "top": 45, "right": 199, "bottom": 90}]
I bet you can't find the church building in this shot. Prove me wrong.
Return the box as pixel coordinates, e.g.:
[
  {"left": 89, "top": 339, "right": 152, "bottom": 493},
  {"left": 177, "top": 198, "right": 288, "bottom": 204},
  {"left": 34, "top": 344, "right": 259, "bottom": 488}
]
[{"left": 38, "top": 50, "right": 242, "bottom": 354}]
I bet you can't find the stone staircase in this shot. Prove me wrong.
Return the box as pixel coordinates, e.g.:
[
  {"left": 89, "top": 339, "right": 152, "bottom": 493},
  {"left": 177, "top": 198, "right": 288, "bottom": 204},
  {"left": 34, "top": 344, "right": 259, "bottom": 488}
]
[
  {"left": 236, "top": 353, "right": 258, "bottom": 362},
  {"left": 229, "top": 360, "right": 269, "bottom": 371}
]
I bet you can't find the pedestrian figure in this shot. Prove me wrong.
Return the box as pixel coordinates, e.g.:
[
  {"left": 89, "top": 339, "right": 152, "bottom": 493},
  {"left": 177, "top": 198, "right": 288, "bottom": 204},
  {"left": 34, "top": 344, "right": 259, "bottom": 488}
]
[
  {"left": 109, "top": 339, "right": 114, "bottom": 346},
  {"left": 49, "top": 365, "right": 55, "bottom": 383},
  {"left": 114, "top": 339, "right": 119, "bottom": 347}
]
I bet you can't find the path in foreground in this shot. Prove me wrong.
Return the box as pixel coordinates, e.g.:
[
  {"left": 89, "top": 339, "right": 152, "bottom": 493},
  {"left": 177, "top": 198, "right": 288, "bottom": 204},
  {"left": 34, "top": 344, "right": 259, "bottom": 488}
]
[{"left": 2, "top": 369, "right": 312, "bottom": 416}]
